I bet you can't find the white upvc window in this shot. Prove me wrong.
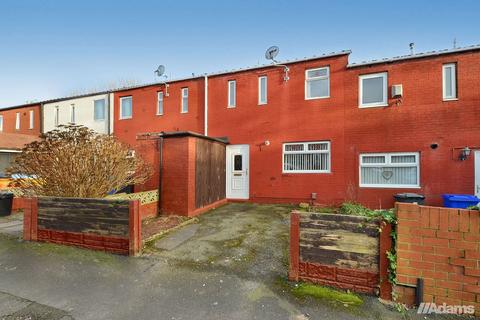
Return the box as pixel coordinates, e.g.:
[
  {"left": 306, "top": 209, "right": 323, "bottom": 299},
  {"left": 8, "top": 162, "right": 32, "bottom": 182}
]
[
  {"left": 70, "top": 104, "right": 76, "bottom": 123},
  {"left": 258, "top": 76, "right": 267, "bottom": 105},
  {"left": 0, "top": 116, "right": 3, "bottom": 132},
  {"left": 15, "top": 112, "right": 20, "bottom": 130},
  {"left": 120, "top": 96, "right": 133, "bottom": 119},
  {"left": 305, "top": 67, "right": 330, "bottom": 100},
  {"left": 359, "top": 152, "right": 420, "bottom": 188},
  {"left": 54, "top": 106, "right": 59, "bottom": 127},
  {"left": 157, "top": 91, "right": 164, "bottom": 115},
  {"left": 29, "top": 110, "right": 34, "bottom": 129},
  {"left": 443, "top": 63, "right": 457, "bottom": 100},
  {"left": 283, "top": 141, "right": 331, "bottom": 173},
  {"left": 94, "top": 99, "right": 106, "bottom": 121},
  {"left": 181, "top": 88, "right": 188, "bottom": 113},
  {"left": 359, "top": 72, "right": 388, "bottom": 108},
  {"left": 228, "top": 80, "right": 236, "bottom": 108}
]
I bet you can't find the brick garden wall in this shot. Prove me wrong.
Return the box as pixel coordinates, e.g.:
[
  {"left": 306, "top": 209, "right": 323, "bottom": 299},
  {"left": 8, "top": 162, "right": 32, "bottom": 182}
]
[
  {"left": 23, "top": 197, "right": 142, "bottom": 255},
  {"left": 289, "top": 211, "right": 392, "bottom": 297},
  {"left": 395, "top": 203, "right": 480, "bottom": 315}
]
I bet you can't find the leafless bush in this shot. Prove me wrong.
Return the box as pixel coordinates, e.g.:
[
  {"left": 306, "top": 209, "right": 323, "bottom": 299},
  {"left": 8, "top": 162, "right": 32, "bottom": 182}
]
[{"left": 7, "top": 125, "right": 151, "bottom": 198}]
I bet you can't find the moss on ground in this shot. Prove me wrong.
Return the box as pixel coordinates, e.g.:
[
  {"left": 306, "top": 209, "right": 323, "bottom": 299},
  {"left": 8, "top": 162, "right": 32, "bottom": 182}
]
[{"left": 291, "top": 283, "right": 363, "bottom": 306}]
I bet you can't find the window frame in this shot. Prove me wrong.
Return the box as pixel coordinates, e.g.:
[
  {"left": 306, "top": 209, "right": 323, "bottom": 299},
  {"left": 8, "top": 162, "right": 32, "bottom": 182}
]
[
  {"left": 359, "top": 152, "right": 420, "bottom": 188},
  {"left": 94, "top": 99, "right": 106, "bottom": 121},
  {"left": 258, "top": 76, "right": 267, "bottom": 105},
  {"left": 181, "top": 88, "right": 188, "bottom": 113},
  {"left": 15, "top": 112, "right": 20, "bottom": 130},
  {"left": 29, "top": 110, "right": 34, "bottom": 129},
  {"left": 359, "top": 72, "right": 388, "bottom": 108},
  {"left": 282, "top": 141, "right": 331, "bottom": 174},
  {"left": 305, "top": 67, "right": 330, "bottom": 100},
  {"left": 157, "top": 91, "right": 164, "bottom": 115},
  {"left": 54, "top": 106, "right": 59, "bottom": 127},
  {"left": 228, "top": 80, "right": 236, "bottom": 108},
  {"left": 442, "top": 63, "right": 457, "bottom": 101},
  {"left": 70, "top": 104, "right": 76, "bottom": 124},
  {"left": 0, "top": 115, "right": 3, "bottom": 132},
  {"left": 119, "top": 96, "right": 133, "bottom": 120}
]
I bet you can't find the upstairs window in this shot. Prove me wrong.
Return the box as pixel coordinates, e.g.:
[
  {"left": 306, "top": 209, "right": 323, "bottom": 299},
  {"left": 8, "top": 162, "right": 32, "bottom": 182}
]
[
  {"left": 258, "top": 76, "right": 267, "bottom": 105},
  {"left": 283, "top": 141, "right": 330, "bottom": 173},
  {"left": 181, "top": 88, "right": 188, "bottom": 113},
  {"left": 94, "top": 99, "right": 106, "bottom": 121},
  {"left": 54, "top": 106, "right": 59, "bottom": 127},
  {"left": 120, "top": 96, "right": 132, "bottom": 119},
  {"left": 15, "top": 112, "right": 20, "bottom": 130},
  {"left": 29, "top": 110, "right": 34, "bottom": 129},
  {"left": 443, "top": 63, "right": 457, "bottom": 100},
  {"left": 70, "top": 104, "right": 76, "bottom": 124},
  {"left": 360, "top": 152, "right": 420, "bottom": 188},
  {"left": 305, "top": 67, "right": 330, "bottom": 99},
  {"left": 157, "top": 92, "right": 164, "bottom": 115},
  {"left": 0, "top": 116, "right": 3, "bottom": 131},
  {"left": 228, "top": 80, "right": 236, "bottom": 108},
  {"left": 359, "top": 72, "right": 388, "bottom": 108}
]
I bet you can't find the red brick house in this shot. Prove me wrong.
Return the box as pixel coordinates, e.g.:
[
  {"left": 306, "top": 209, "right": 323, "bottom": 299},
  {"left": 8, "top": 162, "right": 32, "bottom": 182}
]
[{"left": 113, "top": 45, "right": 480, "bottom": 208}]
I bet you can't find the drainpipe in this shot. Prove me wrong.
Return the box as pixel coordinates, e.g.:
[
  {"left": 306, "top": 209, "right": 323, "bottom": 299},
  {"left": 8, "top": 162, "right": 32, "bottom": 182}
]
[
  {"left": 204, "top": 75, "right": 208, "bottom": 136},
  {"left": 157, "top": 134, "right": 164, "bottom": 215}
]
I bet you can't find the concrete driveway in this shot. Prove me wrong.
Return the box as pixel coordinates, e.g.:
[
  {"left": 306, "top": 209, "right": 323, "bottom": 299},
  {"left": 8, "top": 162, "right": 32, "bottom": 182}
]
[{"left": 0, "top": 203, "right": 457, "bottom": 320}]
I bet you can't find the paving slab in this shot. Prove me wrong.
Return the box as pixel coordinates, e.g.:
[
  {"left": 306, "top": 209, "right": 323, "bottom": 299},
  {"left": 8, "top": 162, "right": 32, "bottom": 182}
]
[{"left": 154, "top": 223, "right": 199, "bottom": 250}]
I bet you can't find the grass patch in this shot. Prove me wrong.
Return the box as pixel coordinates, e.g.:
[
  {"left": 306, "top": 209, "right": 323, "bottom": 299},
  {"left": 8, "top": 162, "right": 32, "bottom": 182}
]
[{"left": 292, "top": 282, "right": 363, "bottom": 306}]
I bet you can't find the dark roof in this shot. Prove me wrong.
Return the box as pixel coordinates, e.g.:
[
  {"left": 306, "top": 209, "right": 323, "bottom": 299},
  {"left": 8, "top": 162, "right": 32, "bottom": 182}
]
[{"left": 137, "top": 131, "right": 229, "bottom": 144}]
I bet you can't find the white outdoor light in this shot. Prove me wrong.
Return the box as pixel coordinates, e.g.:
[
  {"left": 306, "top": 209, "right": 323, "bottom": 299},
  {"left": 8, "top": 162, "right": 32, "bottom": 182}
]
[{"left": 459, "top": 147, "right": 471, "bottom": 161}]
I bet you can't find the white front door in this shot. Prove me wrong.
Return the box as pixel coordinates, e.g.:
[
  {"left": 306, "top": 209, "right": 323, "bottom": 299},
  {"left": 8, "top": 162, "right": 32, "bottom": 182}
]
[
  {"left": 475, "top": 151, "right": 480, "bottom": 197},
  {"left": 226, "top": 145, "right": 249, "bottom": 199}
]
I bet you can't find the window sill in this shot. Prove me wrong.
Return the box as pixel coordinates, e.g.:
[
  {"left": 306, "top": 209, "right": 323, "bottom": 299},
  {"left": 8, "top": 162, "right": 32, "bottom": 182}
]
[
  {"left": 282, "top": 171, "right": 332, "bottom": 175},
  {"left": 359, "top": 103, "right": 388, "bottom": 109},
  {"left": 119, "top": 117, "right": 132, "bottom": 120},
  {"left": 180, "top": 111, "right": 188, "bottom": 114},
  {"left": 305, "top": 96, "right": 330, "bottom": 101},
  {"left": 258, "top": 102, "right": 267, "bottom": 106},
  {"left": 156, "top": 113, "right": 164, "bottom": 116},
  {"left": 359, "top": 185, "right": 421, "bottom": 189},
  {"left": 227, "top": 106, "right": 236, "bottom": 109},
  {"left": 443, "top": 98, "right": 458, "bottom": 102}
]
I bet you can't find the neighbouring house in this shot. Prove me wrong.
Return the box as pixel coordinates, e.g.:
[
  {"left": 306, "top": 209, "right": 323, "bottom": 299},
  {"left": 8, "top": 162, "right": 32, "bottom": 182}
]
[
  {"left": 2, "top": 44, "right": 480, "bottom": 210},
  {"left": 42, "top": 92, "right": 114, "bottom": 134}
]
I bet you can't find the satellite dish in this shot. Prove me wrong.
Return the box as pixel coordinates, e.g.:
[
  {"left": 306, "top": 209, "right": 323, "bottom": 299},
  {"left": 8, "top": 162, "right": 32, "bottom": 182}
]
[
  {"left": 265, "top": 46, "right": 280, "bottom": 61},
  {"left": 155, "top": 65, "right": 166, "bottom": 77}
]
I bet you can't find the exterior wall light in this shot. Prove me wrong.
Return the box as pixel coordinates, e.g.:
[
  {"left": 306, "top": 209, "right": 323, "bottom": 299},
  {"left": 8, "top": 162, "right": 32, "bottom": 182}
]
[{"left": 459, "top": 147, "right": 471, "bottom": 161}]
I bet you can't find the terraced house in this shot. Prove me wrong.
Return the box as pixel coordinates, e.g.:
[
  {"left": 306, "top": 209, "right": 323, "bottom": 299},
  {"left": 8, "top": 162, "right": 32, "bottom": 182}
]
[{"left": 2, "top": 44, "right": 480, "bottom": 209}]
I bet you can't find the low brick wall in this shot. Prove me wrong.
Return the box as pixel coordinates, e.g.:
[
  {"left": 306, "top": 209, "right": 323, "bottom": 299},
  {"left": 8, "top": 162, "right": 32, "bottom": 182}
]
[
  {"left": 289, "top": 211, "right": 392, "bottom": 297},
  {"left": 23, "top": 197, "right": 142, "bottom": 255},
  {"left": 395, "top": 203, "right": 479, "bottom": 315}
]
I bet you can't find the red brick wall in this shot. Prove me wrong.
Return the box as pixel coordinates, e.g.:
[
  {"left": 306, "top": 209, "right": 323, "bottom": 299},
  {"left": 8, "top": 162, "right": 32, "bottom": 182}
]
[
  {"left": 396, "top": 202, "right": 480, "bottom": 315},
  {"left": 345, "top": 51, "right": 480, "bottom": 208},
  {"left": 0, "top": 104, "right": 41, "bottom": 135},
  {"left": 113, "top": 79, "right": 205, "bottom": 147},
  {"left": 208, "top": 54, "right": 349, "bottom": 204}
]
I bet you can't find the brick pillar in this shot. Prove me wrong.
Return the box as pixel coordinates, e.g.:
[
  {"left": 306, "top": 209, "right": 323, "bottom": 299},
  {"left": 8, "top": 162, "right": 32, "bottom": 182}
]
[
  {"left": 289, "top": 211, "right": 300, "bottom": 281},
  {"left": 379, "top": 221, "right": 393, "bottom": 300},
  {"left": 23, "top": 198, "right": 32, "bottom": 240},
  {"left": 129, "top": 200, "right": 141, "bottom": 256}
]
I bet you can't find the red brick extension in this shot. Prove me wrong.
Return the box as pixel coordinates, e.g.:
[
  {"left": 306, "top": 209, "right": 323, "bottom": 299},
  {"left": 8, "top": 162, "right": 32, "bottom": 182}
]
[{"left": 395, "top": 202, "right": 480, "bottom": 316}]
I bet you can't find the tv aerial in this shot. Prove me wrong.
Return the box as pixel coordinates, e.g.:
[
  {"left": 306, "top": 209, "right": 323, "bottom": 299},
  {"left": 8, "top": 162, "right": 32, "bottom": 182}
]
[
  {"left": 154, "top": 65, "right": 169, "bottom": 96},
  {"left": 265, "top": 46, "right": 289, "bottom": 82}
]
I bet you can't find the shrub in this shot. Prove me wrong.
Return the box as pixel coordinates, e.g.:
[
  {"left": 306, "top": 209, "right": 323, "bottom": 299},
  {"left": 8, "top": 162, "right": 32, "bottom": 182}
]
[{"left": 7, "top": 125, "right": 152, "bottom": 198}]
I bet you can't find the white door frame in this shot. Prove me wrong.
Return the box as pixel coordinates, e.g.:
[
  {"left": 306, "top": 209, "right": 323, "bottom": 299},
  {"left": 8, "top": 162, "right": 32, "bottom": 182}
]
[
  {"left": 226, "top": 144, "right": 249, "bottom": 199},
  {"left": 475, "top": 151, "right": 480, "bottom": 197}
]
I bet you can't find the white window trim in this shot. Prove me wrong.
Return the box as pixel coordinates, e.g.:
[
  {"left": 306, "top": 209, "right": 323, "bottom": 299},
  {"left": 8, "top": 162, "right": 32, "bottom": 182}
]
[
  {"left": 0, "top": 115, "right": 3, "bottom": 132},
  {"left": 258, "top": 76, "right": 267, "bottom": 105},
  {"left": 359, "top": 152, "right": 420, "bottom": 188},
  {"left": 54, "top": 106, "right": 59, "bottom": 127},
  {"left": 442, "top": 63, "right": 457, "bottom": 101},
  {"left": 70, "top": 104, "right": 76, "bottom": 124},
  {"left": 359, "top": 72, "right": 388, "bottom": 108},
  {"left": 94, "top": 99, "right": 106, "bottom": 121},
  {"left": 157, "top": 91, "right": 164, "bottom": 115},
  {"left": 282, "top": 141, "right": 331, "bottom": 174},
  {"left": 29, "top": 110, "right": 34, "bottom": 129},
  {"left": 119, "top": 96, "right": 133, "bottom": 120},
  {"left": 305, "top": 67, "right": 330, "bottom": 100},
  {"left": 228, "top": 80, "right": 236, "bottom": 108},
  {"left": 15, "top": 112, "right": 20, "bottom": 130},
  {"left": 181, "top": 88, "right": 188, "bottom": 113}
]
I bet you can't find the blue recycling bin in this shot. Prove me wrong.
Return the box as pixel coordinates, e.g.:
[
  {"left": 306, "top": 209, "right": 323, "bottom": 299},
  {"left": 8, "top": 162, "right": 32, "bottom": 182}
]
[{"left": 442, "top": 194, "right": 480, "bottom": 209}]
